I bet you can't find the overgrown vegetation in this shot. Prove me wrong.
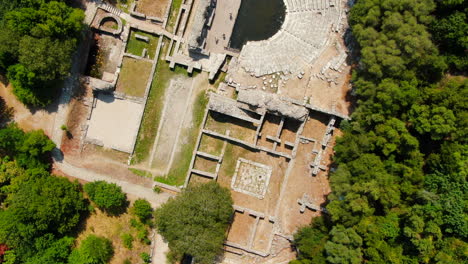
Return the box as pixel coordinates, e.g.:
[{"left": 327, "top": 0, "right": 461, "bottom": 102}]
[
  {"left": 0, "top": 0, "right": 84, "bottom": 106},
  {"left": 116, "top": 57, "right": 153, "bottom": 97},
  {"left": 292, "top": 1, "right": 467, "bottom": 263},
  {"left": 155, "top": 182, "right": 233, "bottom": 264}
]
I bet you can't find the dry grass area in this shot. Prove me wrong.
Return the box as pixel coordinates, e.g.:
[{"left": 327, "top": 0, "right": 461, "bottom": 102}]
[
  {"left": 193, "top": 156, "right": 218, "bottom": 173},
  {"left": 198, "top": 134, "right": 225, "bottom": 156},
  {"left": 205, "top": 112, "right": 258, "bottom": 143},
  {"left": 188, "top": 174, "right": 213, "bottom": 186},
  {"left": 116, "top": 57, "right": 153, "bottom": 97},
  {"left": 75, "top": 208, "right": 151, "bottom": 264},
  {"left": 136, "top": 0, "right": 170, "bottom": 18},
  {"left": 215, "top": 142, "right": 289, "bottom": 216}
]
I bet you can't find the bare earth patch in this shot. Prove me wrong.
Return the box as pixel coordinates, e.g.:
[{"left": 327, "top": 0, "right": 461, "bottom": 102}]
[{"left": 136, "top": 0, "right": 170, "bottom": 18}]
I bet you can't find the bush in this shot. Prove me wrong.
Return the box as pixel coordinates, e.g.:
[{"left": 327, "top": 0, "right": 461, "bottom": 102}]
[
  {"left": 84, "top": 181, "right": 128, "bottom": 215},
  {"left": 68, "top": 234, "right": 114, "bottom": 264},
  {"left": 121, "top": 233, "right": 133, "bottom": 249},
  {"left": 153, "top": 186, "right": 162, "bottom": 193},
  {"left": 131, "top": 199, "right": 153, "bottom": 224},
  {"left": 140, "top": 252, "right": 151, "bottom": 263}
]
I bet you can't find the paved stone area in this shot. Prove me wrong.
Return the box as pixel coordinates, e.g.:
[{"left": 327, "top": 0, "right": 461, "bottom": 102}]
[
  {"left": 86, "top": 93, "right": 144, "bottom": 153},
  {"left": 239, "top": 0, "right": 343, "bottom": 76},
  {"left": 231, "top": 158, "right": 272, "bottom": 199},
  {"left": 205, "top": 0, "right": 242, "bottom": 54}
]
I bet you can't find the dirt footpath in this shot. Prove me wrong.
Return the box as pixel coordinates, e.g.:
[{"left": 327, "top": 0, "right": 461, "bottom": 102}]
[{"left": 0, "top": 82, "right": 56, "bottom": 136}]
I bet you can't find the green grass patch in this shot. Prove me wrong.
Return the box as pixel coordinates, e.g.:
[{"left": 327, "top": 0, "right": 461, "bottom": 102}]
[
  {"left": 166, "top": 0, "right": 183, "bottom": 32},
  {"left": 126, "top": 30, "right": 159, "bottom": 59},
  {"left": 129, "top": 168, "right": 152, "bottom": 178},
  {"left": 116, "top": 57, "right": 153, "bottom": 97},
  {"left": 219, "top": 143, "right": 236, "bottom": 178},
  {"left": 211, "top": 71, "right": 227, "bottom": 88},
  {"left": 132, "top": 38, "right": 187, "bottom": 164},
  {"left": 154, "top": 91, "right": 208, "bottom": 186}
]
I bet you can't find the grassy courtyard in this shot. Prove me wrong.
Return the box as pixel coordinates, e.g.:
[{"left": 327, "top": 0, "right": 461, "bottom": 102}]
[
  {"left": 116, "top": 57, "right": 153, "bottom": 97},
  {"left": 126, "top": 30, "right": 159, "bottom": 59}
]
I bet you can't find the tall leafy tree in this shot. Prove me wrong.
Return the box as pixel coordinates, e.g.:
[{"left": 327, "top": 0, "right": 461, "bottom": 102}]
[{"left": 155, "top": 182, "right": 233, "bottom": 264}]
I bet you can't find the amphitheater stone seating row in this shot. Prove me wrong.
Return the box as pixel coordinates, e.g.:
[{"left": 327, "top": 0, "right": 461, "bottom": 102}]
[
  {"left": 238, "top": 0, "right": 342, "bottom": 76},
  {"left": 284, "top": 0, "right": 339, "bottom": 13}
]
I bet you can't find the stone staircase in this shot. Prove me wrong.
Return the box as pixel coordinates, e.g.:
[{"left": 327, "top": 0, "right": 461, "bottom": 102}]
[{"left": 99, "top": 2, "right": 122, "bottom": 17}]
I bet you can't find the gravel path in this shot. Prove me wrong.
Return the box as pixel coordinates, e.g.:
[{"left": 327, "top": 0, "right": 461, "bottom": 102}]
[{"left": 54, "top": 156, "right": 173, "bottom": 206}]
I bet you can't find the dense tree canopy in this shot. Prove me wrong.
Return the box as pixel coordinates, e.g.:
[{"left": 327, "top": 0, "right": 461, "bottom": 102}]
[
  {"left": 84, "top": 181, "right": 128, "bottom": 214},
  {"left": 155, "top": 182, "right": 233, "bottom": 264},
  {"left": 430, "top": 0, "right": 468, "bottom": 71},
  {"left": 0, "top": 0, "right": 84, "bottom": 106},
  {"left": 0, "top": 159, "right": 86, "bottom": 262},
  {"left": 293, "top": 0, "right": 467, "bottom": 263},
  {"left": 0, "top": 124, "right": 55, "bottom": 170}
]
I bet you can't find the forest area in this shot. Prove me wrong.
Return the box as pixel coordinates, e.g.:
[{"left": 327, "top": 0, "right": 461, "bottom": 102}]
[
  {"left": 0, "top": 0, "right": 83, "bottom": 106},
  {"left": 292, "top": 0, "right": 467, "bottom": 263}
]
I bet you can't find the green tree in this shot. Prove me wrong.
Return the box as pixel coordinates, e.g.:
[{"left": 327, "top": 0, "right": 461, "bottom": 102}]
[
  {"left": 25, "top": 236, "right": 74, "bottom": 264},
  {"left": 155, "top": 182, "right": 233, "bottom": 264},
  {"left": 324, "top": 226, "right": 363, "bottom": 264},
  {"left": 84, "top": 181, "right": 128, "bottom": 214},
  {"left": 68, "top": 235, "right": 114, "bottom": 264},
  {"left": 0, "top": 164, "right": 86, "bottom": 260},
  {"left": 18, "top": 36, "right": 75, "bottom": 81},
  {"left": 131, "top": 199, "right": 153, "bottom": 224},
  {"left": 0, "top": 124, "right": 55, "bottom": 169},
  {"left": 0, "top": 0, "right": 84, "bottom": 106}
]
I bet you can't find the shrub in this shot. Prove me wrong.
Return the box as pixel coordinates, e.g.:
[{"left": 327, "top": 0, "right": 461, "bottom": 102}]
[
  {"left": 68, "top": 234, "right": 114, "bottom": 264},
  {"left": 121, "top": 233, "right": 133, "bottom": 249},
  {"left": 84, "top": 181, "right": 127, "bottom": 215},
  {"left": 131, "top": 199, "right": 153, "bottom": 224},
  {"left": 140, "top": 252, "right": 151, "bottom": 263}
]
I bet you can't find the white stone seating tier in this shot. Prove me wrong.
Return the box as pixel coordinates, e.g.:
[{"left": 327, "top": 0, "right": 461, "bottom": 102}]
[{"left": 238, "top": 0, "right": 342, "bottom": 77}]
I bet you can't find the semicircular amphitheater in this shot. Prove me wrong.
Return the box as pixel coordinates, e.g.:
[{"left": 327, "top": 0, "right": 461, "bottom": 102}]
[{"left": 239, "top": 0, "right": 342, "bottom": 76}]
